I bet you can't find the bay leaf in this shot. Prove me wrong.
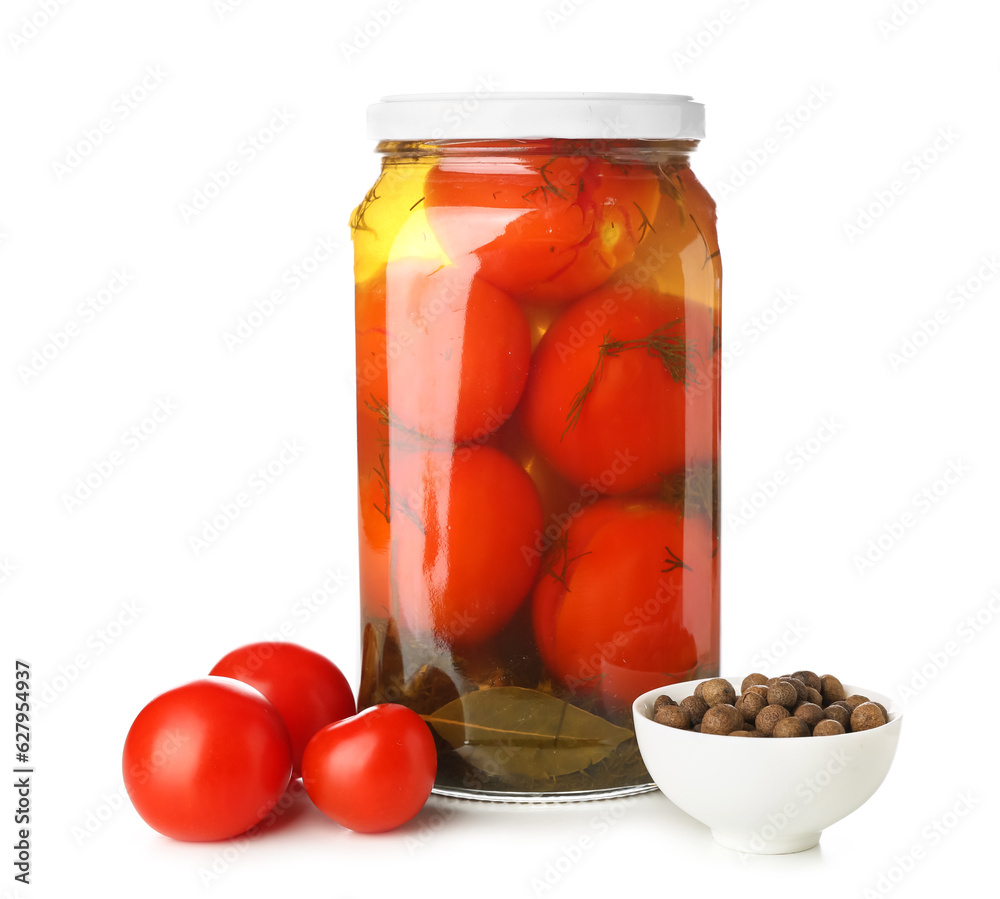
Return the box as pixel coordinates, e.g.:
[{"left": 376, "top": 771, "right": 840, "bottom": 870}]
[{"left": 422, "top": 686, "right": 634, "bottom": 779}]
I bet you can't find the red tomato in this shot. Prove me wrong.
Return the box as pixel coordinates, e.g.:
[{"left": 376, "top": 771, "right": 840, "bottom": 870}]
[
  {"left": 392, "top": 444, "right": 543, "bottom": 647},
  {"left": 424, "top": 154, "right": 589, "bottom": 299},
  {"left": 385, "top": 259, "right": 531, "bottom": 442},
  {"left": 209, "top": 643, "right": 356, "bottom": 778},
  {"left": 532, "top": 499, "right": 714, "bottom": 712},
  {"left": 424, "top": 154, "right": 660, "bottom": 304},
  {"left": 521, "top": 286, "right": 715, "bottom": 495},
  {"left": 122, "top": 677, "right": 292, "bottom": 841},
  {"left": 517, "top": 159, "right": 661, "bottom": 305},
  {"left": 301, "top": 704, "right": 436, "bottom": 833}
]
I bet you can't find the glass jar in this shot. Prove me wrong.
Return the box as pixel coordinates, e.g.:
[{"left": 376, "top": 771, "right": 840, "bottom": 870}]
[{"left": 352, "top": 94, "right": 720, "bottom": 801}]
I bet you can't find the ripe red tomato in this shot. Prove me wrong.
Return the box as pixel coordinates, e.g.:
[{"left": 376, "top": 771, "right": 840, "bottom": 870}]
[
  {"left": 122, "top": 677, "right": 292, "bottom": 841},
  {"left": 392, "top": 444, "right": 543, "bottom": 647},
  {"left": 518, "top": 159, "right": 661, "bottom": 305},
  {"left": 532, "top": 499, "right": 714, "bottom": 712},
  {"left": 424, "top": 153, "right": 589, "bottom": 299},
  {"left": 424, "top": 153, "right": 660, "bottom": 304},
  {"left": 301, "top": 704, "right": 437, "bottom": 833},
  {"left": 209, "top": 643, "right": 356, "bottom": 778},
  {"left": 385, "top": 259, "right": 531, "bottom": 442},
  {"left": 521, "top": 286, "right": 715, "bottom": 495}
]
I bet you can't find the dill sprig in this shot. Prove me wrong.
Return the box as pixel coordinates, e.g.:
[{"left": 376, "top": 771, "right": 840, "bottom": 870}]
[
  {"left": 350, "top": 175, "right": 384, "bottom": 235},
  {"left": 661, "top": 546, "right": 692, "bottom": 574},
  {"left": 562, "top": 322, "right": 693, "bottom": 439},
  {"left": 633, "top": 201, "right": 655, "bottom": 244},
  {"left": 523, "top": 157, "right": 572, "bottom": 204},
  {"left": 542, "top": 532, "right": 592, "bottom": 591},
  {"left": 369, "top": 450, "right": 425, "bottom": 535}
]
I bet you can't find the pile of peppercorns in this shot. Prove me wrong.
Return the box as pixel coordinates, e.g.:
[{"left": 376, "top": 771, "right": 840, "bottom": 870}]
[{"left": 652, "top": 672, "right": 890, "bottom": 737}]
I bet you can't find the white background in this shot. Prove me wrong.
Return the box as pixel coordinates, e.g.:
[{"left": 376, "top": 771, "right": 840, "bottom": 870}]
[{"left": 1, "top": 0, "right": 998, "bottom": 897}]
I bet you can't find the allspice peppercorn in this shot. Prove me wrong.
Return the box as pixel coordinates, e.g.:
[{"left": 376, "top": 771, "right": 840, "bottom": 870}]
[
  {"left": 782, "top": 677, "right": 808, "bottom": 704},
  {"left": 654, "top": 705, "right": 692, "bottom": 730},
  {"left": 767, "top": 681, "right": 798, "bottom": 709},
  {"left": 793, "top": 702, "right": 825, "bottom": 729},
  {"left": 653, "top": 694, "right": 677, "bottom": 714},
  {"left": 735, "top": 691, "right": 767, "bottom": 721},
  {"left": 813, "top": 719, "right": 846, "bottom": 736},
  {"left": 701, "top": 704, "right": 742, "bottom": 735},
  {"left": 850, "top": 702, "right": 886, "bottom": 732},
  {"left": 823, "top": 704, "right": 851, "bottom": 730},
  {"left": 680, "top": 694, "right": 709, "bottom": 725},
  {"left": 755, "top": 703, "right": 790, "bottom": 736},
  {"left": 820, "top": 674, "right": 847, "bottom": 705},
  {"left": 701, "top": 678, "right": 737, "bottom": 707},
  {"left": 773, "top": 717, "right": 810, "bottom": 738},
  {"left": 741, "top": 673, "right": 768, "bottom": 693},
  {"left": 844, "top": 694, "right": 870, "bottom": 711},
  {"left": 792, "top": 670, "right": 822, "bottom": 692}
]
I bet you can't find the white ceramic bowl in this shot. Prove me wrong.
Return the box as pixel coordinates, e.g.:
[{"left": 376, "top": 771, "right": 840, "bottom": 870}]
[{"left": 632, "top": 677, "right": 903, "bottom": 854}]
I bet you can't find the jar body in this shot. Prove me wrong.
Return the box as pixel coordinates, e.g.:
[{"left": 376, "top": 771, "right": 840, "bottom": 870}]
[{"left": 352, "top": 139, "right": 720, "bottom": 800}]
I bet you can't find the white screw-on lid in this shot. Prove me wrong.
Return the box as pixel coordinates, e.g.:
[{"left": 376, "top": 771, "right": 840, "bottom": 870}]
[{"left": 367, "top": 92, "right": 705, "bottom": 141}]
